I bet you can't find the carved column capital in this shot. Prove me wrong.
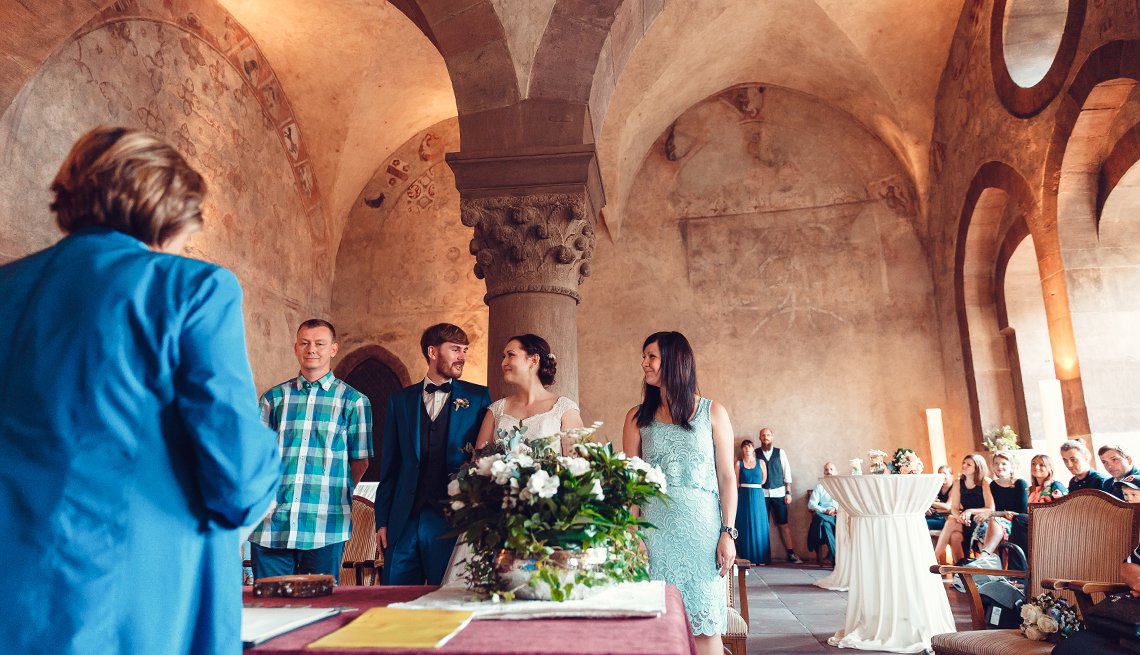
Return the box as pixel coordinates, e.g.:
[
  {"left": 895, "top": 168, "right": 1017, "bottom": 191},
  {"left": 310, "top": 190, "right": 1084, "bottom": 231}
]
[{"left": 461, "top": 192, "right": 597, "bottom": 303}]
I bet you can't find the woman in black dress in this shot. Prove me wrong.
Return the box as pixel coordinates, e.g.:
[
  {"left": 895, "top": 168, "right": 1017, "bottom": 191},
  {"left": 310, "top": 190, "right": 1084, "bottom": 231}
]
[{"left": 933, "top": 453, "right": 994, "bottom": 563}]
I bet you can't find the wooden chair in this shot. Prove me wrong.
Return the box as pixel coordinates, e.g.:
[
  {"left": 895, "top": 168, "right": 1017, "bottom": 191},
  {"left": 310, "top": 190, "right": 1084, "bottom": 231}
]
[
  {"left": 928, "top": 489, "right": 1140, "bottom": 655},
  {"left": 339, "top": 495, "right": 383, "bottom": 585},
  {"left": 723, "top": 558, "right": 753, "bottom": 655}
]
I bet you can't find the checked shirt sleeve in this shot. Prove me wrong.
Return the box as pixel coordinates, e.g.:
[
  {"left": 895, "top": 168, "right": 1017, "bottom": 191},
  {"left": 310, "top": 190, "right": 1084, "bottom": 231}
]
[{"left": 346, "top": 394, "right": 373, "bottom": 460}]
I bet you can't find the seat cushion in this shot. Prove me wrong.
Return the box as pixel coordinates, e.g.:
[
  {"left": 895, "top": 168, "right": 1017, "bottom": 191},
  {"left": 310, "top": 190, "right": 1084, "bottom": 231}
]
[
  {"left": 725, "top": 608, "right": 748, "bottom": 637},
  {"left": 931, "top": 630, "right": 1054, "bottom": 655}
]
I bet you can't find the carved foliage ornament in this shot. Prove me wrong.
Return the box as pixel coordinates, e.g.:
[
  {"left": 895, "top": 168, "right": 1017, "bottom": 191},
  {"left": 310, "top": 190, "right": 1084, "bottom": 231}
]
[{"left": 461, "top": 193, "right": 596, "bottom": 303}]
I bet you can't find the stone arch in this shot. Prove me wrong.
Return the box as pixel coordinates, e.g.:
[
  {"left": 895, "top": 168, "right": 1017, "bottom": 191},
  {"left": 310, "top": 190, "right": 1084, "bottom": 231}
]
[
  {"left": 989, "top": 0, "right": 1087, "bottom": 118},
  {"left": 955, "top": 161, "right": 1039, "bottom": 440},
  {"left": 335, "top": 344, "right": 413, "bottom": 389},
  {"left": 1097, "top": 121, "right": 1140, "bottom": 218}
]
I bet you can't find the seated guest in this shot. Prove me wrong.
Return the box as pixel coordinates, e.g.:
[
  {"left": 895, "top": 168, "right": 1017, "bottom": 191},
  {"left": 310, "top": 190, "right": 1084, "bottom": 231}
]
[
  {"left": 934, "top": 454, "right": 994, "bottom": 564},
  {"left": 806, "top": 462, "right": 838, "bottom": 566},
  {"left": 926, "top": 465, "right": 954, "bottom": 531},
  {"left": 1100, "top": 445, "right": 1140, "bottom": 501},
  {"left": 1061, "top": 439, "right": 1107, "bottom": 491},
  {"left": 976, "top": 454, "right": 1066, "bottom": 561},
  {"left": 969, "top": 451, "right": 1026, "bottom": 559},
  {"left": 1052, "top": 527, "right": 1140, "bottom": 654}
]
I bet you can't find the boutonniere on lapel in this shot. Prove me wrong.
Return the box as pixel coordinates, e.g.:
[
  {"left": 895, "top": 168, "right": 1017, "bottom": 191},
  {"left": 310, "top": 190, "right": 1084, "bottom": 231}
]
[{"left": 453, "top": 398, "right": 470, "bottom": 411}]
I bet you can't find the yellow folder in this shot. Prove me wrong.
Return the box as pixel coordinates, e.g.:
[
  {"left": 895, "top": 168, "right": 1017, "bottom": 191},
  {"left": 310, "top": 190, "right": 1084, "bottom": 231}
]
[{"left": 307, "top": 607, "right": 474, "bottom": 650}]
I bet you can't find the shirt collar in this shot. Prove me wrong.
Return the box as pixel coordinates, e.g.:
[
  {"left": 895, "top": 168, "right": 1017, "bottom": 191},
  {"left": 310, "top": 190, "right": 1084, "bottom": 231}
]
[{"left": 295, "top": 371, "right": 335, "bottom": 391}]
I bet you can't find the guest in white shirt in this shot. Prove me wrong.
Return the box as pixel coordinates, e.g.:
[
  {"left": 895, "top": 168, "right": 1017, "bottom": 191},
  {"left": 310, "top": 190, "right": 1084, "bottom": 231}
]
[
  {"left": 807, "top": 462, "right": 839, "bottom": 566},
  {"left": 757, "top": 428, "right": 803, "bottom": 563}
]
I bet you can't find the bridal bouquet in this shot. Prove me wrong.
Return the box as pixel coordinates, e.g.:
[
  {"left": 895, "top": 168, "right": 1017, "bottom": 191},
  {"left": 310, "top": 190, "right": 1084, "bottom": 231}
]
[
  {"left": 1020, "top": 592, "right": 1082, "bottom": 642},
  {"left": 446, "top": 423, "right": 669, "bottom": 601},
  {"left": 889, "top": 448, "right": 924, "bottom": 474}
]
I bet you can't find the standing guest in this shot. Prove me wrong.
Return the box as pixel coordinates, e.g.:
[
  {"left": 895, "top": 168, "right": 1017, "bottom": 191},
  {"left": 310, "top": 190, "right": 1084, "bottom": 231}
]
[
  {"left": 0, "top": 127, "right": 280, "bottom": 653},
  {"left": 969, "top": 451, "right": 1027, "bottom": 556},
  {"left": 248, "top": 320, "right": 373, "bottom": 579},
  {"left": 735, "top": 439, "right": 771, "bottom": 565},
  {"left": 375, "top": 323, "right": 491, "bottom": 585},
  {"left": 806, "top": 462, "right": 839, "bottom": 566},
  {"left": 624, "top": 332, "right": 737, "bottom": 655},
  {"left": 1060, "top": 439, "right": 1107, "bottom": 491},
  {"left": 927, "top": 465, "right": 955, "bottom": 531},
  {"left": 934, "top": 454, "right": 994, "bottom": 564},
  {"left": 757, "top": 427, "right": 804, "bottom": 564},
  {"left": 1100, "top": 445, "right": 1140, "bottom": 501}
]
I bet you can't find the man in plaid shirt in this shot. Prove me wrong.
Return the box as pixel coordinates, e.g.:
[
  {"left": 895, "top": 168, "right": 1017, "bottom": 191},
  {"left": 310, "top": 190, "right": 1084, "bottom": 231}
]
[{"left": 249, "top": 319, "right": 373, "bottom": 578}]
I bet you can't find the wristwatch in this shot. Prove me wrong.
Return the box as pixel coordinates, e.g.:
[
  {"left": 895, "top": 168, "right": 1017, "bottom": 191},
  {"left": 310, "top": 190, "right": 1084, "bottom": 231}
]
[{"left": 720, "top": 525, "right": 738, "bottom": 540}]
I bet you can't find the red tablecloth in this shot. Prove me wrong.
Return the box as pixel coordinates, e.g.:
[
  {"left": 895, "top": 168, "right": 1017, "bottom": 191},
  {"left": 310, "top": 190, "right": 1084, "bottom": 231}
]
[{"left": 244, "top": 585, "right": 697, "bottom": 655}]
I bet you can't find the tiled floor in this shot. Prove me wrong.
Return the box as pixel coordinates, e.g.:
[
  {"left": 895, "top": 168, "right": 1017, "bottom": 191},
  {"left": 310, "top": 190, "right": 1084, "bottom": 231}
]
[{"left": 742, "top": 564, "right": 973, "bottom": 654}]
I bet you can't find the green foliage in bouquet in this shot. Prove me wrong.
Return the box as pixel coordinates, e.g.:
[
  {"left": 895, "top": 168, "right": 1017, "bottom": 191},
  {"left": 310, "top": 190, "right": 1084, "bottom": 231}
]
[
  {"left": 983, "top": 425, "right": 1021, "bottom": 452},
  {"left": 889, "top": 448, "right": 925, "bottom": 474},
  {"left": 446, "top": 423, "right": 669, "bottom": 600}
]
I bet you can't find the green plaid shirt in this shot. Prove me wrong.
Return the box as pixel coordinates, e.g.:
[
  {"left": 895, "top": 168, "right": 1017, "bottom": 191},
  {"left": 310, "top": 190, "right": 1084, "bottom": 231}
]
[{"left": 249, "top": 371, "right": 372, "bottom": 549}]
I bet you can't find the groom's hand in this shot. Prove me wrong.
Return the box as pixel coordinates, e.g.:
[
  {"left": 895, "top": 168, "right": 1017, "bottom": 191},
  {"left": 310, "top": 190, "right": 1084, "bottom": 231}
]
[{"left": 376, "top": 527, "right": 387, "bottom": 552}]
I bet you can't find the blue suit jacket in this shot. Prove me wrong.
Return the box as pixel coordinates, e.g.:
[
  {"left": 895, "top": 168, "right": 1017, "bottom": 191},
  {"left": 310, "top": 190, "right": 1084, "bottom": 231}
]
[
  {"left": 374, "top": 379, "right": 491, "bottom": 545},
  {"left": 0, "top": 228, "right": 280, "bottom": 654}
]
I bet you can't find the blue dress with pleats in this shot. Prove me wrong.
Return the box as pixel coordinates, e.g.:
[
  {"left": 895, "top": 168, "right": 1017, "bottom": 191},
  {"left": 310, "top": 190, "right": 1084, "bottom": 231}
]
[
  {"left": 736, "top": 460, "right": 771, "bottom": 564},
  {"left": 640, "top": 397, "right": 728, "bottom": 636}
]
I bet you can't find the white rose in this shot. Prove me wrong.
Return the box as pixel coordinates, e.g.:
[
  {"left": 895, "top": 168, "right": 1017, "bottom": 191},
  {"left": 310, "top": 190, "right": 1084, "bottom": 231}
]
[
  {"left": 645, "top": 466, "right": 668, "bottom": 492},
  {"left": 490, "top": 459, "right": 515, "bottom": 485},
  {"left": 1024, "top": 625, "right": 1045, "bottom": 641},
  {"left": 527, "top": 470, "right": 561, "bottom": 499},
  {"left": 514, "top": 454, "right": 535, "bottom": 468},
  {"left": 590, "top": 478, "right": 605, "bottom": 500},
  {"left": 447, "top": 479, "right": 460, "bottom": 497},
  {"left": 559, "top": 456, "right": 591, "bottom": 477},
  {"left": 475, "top": 455, "right": 499, "bottom": 476},
  {"left": 1020, "top": 604, "right": 1040, "bottom": 624},
  {"left": 626, "top": 456, "right": 652, "bottom": 473},
  {"left": 450, "top": 500, "right": 465, "bottom": 510},
  {"left": 1036, "top": 616, "right": 1058, "bottom": 634}
]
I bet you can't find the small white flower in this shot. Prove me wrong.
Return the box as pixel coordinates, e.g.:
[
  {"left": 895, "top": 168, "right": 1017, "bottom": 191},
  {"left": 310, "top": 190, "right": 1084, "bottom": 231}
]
[
  {"left": 514, "top": 454, "right": 535, "bottom": 468},
  {"left": 1036, "top": 616, "right": 1058, "bottom": 633},
  {"left": 645, "top": 466, "right": 668, "bottom": 492},
  {"left": 475, "top": 455, "right": 499, "bottom": 476},
  {"left": 1021, "top": 604, "right": 1041, "bottom": 624},
  {"left": 559, "top": 456, "right": 591, "bottom": 477},
  {"left": 527, "top": 469, "right": 561, "bottom": 499},
  {"left": 490, "top": 459, "right": 515, "bottom": 485},
  {"left": 590, "top": 478, "right": 605, "bottom": 500},
  {"left": 1024, "top": 625, "right": 1045, "bottom": 641},
  {"left": 626, "top": 456, "right": 652, "bottom": 473},
  {"left": 450, "top": 499, "right": 465, "bottom": 510},
  {"left": 447, "top": 479, "right": 461, "bottom": 497}
]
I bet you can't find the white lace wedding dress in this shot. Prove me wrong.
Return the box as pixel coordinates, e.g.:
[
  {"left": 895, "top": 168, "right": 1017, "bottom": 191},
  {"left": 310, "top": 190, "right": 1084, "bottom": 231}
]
[{"left": 442, "top": 395, "right": 581, "bottom": 586}]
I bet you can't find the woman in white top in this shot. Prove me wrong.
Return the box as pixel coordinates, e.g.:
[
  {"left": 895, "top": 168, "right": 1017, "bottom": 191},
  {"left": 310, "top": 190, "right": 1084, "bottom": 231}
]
[{"left": 474, "top": 333, "right": 583, "bottom": 453}]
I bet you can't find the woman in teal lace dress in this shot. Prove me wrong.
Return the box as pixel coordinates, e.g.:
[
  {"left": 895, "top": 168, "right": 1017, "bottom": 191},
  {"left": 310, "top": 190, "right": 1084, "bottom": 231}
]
[{"left": 623, "top": 332, "right": 738, "bottom": 655}]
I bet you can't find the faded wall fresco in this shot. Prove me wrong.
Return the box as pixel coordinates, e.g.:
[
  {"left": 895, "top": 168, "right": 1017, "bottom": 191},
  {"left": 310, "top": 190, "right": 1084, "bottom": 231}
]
[
  {"left": 0, "top": 5, "right": 330, "bottom": 392},
  {"left": 579, "top": 86, "right": 946, "bottom": 554},
  {"left": 331, "top": 118, "right": 490, "bottom": 386}
]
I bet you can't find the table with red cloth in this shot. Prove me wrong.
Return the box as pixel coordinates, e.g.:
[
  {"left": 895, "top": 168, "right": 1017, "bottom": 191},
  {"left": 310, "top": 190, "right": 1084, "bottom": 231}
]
[{"left": 243, "top": 585, "right": 698, "bottom": 655}]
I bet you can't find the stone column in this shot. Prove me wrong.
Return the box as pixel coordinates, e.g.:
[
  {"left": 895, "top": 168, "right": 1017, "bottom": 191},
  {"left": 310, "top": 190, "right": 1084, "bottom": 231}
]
[{"left": 447, "top": 147, "right": 603, "bottom": 401}]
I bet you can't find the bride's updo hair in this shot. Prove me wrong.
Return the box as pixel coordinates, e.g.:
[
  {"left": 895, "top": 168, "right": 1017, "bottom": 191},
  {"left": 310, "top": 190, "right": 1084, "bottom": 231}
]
[{"left": 508, "top": 333, "right": 557, "bottom": 387}]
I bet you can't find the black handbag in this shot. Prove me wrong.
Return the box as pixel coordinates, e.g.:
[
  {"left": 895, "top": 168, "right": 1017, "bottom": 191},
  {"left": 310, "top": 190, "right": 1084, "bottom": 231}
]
[{"left": 1085, "top": 593, "right": 1140, "bottom": 641}]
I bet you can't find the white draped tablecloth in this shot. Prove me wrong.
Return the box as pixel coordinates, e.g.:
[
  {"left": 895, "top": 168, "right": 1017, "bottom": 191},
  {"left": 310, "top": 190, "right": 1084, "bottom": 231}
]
[{"left": 819, "top": 474, "right": 955, "bottom": 653}]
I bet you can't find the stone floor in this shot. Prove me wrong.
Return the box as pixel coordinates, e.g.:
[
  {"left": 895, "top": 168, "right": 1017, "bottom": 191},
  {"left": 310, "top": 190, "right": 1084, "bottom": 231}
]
[{"left": 741, "top": 564, "right": 973, "bottom": 654}]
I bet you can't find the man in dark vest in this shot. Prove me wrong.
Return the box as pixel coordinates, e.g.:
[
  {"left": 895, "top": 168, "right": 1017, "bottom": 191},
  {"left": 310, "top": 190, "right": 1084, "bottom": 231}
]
[
  {"left": 374, "top": 323, "right": 491, "bottom": 584},
  {"left": 758, "top": 427, "right": 804, "bottom": 564}
]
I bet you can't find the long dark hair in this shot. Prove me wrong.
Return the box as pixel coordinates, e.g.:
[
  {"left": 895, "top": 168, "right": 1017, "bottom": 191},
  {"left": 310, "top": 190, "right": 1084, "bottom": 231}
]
[{"left": 635, "top": 331, "right": 698, "bottom": 430}]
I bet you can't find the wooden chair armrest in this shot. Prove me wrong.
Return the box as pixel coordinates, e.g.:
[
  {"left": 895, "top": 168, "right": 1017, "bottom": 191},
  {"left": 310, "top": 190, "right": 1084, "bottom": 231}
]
[
  {"left": 932, "top": 565, "right": 1028, "bottom": 578},
  {"left": 1045, "top": 579, "right": 1130, "bottom": 595},
  {"left": 734, "top": 558, "right": 755, "bottom": 569}
]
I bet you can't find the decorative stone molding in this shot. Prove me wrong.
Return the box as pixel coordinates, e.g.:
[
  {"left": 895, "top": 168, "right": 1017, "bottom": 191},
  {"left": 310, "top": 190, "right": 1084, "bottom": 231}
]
[{"left": 460, "top": 192, "right": 597, "bottom": 303}]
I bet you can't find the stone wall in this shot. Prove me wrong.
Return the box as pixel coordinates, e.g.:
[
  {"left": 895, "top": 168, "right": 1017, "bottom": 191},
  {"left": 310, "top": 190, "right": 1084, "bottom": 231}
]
[
  {"left": 579, "top": 86, "right": 948, "bottom": 553},
  {"left": 0, "top": 2, "right": 331, "bottom": 393},
  {"left": 331, "top": 117, "right": 489, "bottom": 387}
]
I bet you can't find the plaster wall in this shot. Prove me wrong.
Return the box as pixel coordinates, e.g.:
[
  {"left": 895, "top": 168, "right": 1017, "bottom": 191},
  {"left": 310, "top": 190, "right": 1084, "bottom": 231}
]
[
  {"left": 0, "top": 13, "right": 328, "bottom": 392},
  {"left": 579, "top": 87, "right": 947, "bottom": 554},
  {"left": 1004, "top": 236, "right": 1054, "bottom": 444},
  {"left": 331, "top": 118, "right": 489, "bottom": 387}
]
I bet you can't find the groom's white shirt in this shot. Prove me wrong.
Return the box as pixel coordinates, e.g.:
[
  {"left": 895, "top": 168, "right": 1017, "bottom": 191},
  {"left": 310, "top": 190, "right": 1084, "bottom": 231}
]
[{"left": 421, "top": 377, "right": 455, "bottom": 421}]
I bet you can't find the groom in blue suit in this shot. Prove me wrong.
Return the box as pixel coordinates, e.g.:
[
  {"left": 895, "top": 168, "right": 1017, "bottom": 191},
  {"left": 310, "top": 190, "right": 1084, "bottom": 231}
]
[{"left": 375, "top": 323, "right": 491, "bottom": 584}]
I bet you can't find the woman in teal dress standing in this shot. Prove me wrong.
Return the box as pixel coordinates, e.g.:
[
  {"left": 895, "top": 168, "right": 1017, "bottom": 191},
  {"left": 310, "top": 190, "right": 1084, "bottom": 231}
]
[
  {"left": 736, "top": 439, "right": 771, "bottom": 565},
  {"left": 623, "top": 332, "right": 738, "bottom": 655}
]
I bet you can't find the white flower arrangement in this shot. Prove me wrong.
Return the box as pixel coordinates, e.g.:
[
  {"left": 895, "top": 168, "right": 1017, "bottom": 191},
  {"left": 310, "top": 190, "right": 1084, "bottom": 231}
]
[
  {"left": 983, "top": 425, "right": 1020, "bottom": 452},
  {"left": 867, "top": 449, "right": 889, "bottom": 474}
]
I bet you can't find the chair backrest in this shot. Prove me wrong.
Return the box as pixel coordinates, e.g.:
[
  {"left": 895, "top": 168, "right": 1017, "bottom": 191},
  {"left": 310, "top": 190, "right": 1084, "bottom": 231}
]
[
  {"left": 1027, "top": 488, "right": 1140, "bottom": 602},
  {"left": 339, "top": 495, "right": 377, "bottom": 585}
]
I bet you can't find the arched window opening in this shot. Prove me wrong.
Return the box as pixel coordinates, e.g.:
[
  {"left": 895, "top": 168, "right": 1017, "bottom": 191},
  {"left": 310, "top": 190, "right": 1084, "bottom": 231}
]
[
  {"left": 1001, "top": 236, "right": 1054, "bottom": 447},
  {"left": 1001, "top": 0, "right": 1069, "bottom": 88}
]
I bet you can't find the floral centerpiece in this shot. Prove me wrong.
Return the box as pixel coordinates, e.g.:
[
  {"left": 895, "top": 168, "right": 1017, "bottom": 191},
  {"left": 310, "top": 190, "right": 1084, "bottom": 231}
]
[
  {"left": 1020, "top": 592, "right": 1082, "bottom": 642},
  {"left": 983, "top": 425, "right": 1021, "bottom": 452},
  {"left": 889, "top": 448, "right": 925, "bottom": 474},
  {"left": 446, "top": 422, "right": 668, "bottom": 602},
  {"left": 867, "top": 449, "right": 889, "bottom": 474}
]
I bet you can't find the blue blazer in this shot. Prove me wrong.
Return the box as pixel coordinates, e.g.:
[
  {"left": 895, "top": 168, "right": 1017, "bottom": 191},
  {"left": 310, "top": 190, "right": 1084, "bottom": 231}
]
[{"left": 374, "top": 379, "right": 491, "bottom": 546}]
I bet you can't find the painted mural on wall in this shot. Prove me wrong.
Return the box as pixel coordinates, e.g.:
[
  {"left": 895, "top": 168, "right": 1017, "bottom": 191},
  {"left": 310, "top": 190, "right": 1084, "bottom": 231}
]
[
  {"left": 579, "top": 86, "right": 946, "bottom": 540},
  {"left": 332, "top": 118, "right": 489, "bottom": 385},
  {"left": 0, "top": 0, "right": 330, "bottom": 390}
]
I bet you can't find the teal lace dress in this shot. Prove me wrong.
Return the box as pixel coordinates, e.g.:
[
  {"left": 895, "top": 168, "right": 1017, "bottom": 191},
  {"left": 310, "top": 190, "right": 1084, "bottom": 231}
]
[{"left": 640, "top": 397, "right": 727, "bottom": 635}]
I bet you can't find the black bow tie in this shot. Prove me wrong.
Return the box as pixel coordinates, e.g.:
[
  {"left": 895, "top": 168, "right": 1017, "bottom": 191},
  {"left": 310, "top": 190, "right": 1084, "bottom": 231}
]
[{"left": 425, "top": 381, "right": 453, "bottom": 394}]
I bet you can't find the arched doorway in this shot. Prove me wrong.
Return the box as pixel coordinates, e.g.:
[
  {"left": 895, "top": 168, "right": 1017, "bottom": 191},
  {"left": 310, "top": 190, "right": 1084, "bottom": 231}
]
[{"left": 336, "top": 346, "right": 412, "bottom": 482}]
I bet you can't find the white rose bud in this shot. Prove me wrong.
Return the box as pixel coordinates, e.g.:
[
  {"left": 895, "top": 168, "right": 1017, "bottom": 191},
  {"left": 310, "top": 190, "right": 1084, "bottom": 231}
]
[
  {"left": 590, "top": 478, "right": 605, "bottom": 500},
  {"left": 447, "top": 479, "right": 460, "bottom": 497},
  {"left": 450, "top": 500, "right": 465, "bottom": 510}
]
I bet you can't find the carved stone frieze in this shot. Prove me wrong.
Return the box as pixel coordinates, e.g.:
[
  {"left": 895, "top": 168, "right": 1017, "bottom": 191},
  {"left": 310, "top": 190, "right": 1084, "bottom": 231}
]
[{"left": 461, "top": 192, "right": 597, "bottom": 303}]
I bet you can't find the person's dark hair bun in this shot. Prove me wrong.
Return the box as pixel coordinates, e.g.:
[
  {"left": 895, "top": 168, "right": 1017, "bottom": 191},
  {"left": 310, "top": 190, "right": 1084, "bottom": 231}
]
[{"left": 508, "top": 334, "right": 557, "bottom": 387}]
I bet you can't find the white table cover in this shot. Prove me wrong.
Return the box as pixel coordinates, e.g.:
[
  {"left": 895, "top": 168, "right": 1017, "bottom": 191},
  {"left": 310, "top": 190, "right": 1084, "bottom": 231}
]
[
  {"left": 390, "top": 580, "right": 667, "bottom": 620},
  {"left": 820, "top": 474, "right": 955, "bottom": 653}
]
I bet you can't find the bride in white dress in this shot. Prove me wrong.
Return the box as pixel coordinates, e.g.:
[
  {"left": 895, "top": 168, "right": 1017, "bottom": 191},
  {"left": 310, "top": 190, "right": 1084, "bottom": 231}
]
[{"left": 474, "top": 333, "right": 583, "bottom": 453}]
